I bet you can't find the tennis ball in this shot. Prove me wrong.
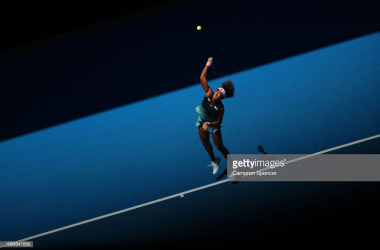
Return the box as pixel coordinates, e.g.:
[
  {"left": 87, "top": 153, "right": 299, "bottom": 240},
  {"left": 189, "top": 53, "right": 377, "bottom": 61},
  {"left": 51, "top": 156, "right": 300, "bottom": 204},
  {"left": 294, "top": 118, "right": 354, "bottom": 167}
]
[{"left": 197, "top": 26, "right": 201, "bottom": 31}]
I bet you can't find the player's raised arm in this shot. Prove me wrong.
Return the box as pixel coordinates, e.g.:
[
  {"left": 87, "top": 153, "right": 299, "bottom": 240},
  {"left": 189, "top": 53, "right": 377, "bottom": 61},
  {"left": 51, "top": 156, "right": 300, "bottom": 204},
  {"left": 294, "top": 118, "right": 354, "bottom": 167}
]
[{"left": 200, "top": 57, "right": 213, "bottom": 94}]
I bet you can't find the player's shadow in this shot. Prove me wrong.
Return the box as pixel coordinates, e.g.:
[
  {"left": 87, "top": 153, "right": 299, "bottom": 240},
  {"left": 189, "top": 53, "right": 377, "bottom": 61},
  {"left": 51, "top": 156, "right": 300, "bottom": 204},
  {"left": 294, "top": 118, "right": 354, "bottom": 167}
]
[{"left": 216, "top": 145, "right": 268, "bottom": 184}]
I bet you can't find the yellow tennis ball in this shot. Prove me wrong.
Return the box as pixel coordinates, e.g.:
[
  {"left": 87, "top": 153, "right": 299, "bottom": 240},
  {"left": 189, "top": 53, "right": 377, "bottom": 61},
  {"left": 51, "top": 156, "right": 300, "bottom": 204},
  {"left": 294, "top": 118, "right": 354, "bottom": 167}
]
[{"left": 197, "top": 26, "right": 202, "bottom": 31}]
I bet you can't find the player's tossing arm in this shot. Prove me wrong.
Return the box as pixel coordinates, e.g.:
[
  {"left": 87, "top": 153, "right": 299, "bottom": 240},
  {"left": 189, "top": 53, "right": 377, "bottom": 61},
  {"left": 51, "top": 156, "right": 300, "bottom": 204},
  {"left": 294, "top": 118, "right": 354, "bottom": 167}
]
[{"left": 200, "top": 57, "right": 214, "bottom": 96}]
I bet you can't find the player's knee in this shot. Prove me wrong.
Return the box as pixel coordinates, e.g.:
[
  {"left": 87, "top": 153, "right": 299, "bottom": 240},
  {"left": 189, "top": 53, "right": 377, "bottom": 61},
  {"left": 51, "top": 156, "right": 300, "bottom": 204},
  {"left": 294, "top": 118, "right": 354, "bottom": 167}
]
[{"left": 202, "top": 140, "right": 211, "bottom": 147}]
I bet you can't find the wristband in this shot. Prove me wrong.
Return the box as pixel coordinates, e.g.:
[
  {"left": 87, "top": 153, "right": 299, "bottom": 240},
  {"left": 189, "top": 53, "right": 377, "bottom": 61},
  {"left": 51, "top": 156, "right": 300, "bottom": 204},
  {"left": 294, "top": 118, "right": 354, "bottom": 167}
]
[
  {"left": 206, "top": 122, "right": 211, "bottom": 125},
  {"left": 206, "top": 61, "right": 212, "bottom": 67}
]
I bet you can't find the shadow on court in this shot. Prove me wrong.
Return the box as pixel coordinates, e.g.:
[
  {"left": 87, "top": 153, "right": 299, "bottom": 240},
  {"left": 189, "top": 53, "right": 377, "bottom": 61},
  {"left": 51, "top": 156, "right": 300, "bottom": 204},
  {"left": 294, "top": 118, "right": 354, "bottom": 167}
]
[{"left": 216, "top": 145, "right": 269, "bottom": 184}]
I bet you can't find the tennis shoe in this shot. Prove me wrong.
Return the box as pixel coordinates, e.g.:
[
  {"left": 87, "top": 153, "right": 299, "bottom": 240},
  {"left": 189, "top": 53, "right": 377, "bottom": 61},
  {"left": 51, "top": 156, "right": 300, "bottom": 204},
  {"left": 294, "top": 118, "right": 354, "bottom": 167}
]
[
  {"left": 207, "top": 158, "right": 221, "bottom": 175},
  {"left": 228, "top": 170, "right": 236, "bottom": 180}
]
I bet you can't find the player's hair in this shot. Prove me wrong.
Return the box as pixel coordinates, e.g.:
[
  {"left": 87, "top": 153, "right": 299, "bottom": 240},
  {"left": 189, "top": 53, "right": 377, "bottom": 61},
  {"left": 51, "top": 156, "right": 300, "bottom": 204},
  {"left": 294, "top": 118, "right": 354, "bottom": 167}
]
[{"left": 221, "top": 79, "right": 235, "bottom": 98}]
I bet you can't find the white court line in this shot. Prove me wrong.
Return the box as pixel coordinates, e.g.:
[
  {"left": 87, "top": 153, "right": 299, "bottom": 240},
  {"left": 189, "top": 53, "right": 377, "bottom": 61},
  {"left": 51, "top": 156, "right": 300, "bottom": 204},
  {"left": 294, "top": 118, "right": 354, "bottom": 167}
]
[
  {"left": 256, "top": 133, "right": 380, "bottom": 173},
  {"left": 4, "top": 133, "right": 379, "bottom": 245}
]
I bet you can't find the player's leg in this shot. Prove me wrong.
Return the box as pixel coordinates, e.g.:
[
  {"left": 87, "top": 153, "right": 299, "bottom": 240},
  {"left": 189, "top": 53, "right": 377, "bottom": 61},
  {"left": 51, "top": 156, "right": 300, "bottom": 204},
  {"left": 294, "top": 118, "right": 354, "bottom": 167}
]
[
  {"left": 211, "top": 129, "right": 230, "bottom": 160},
  {"left": 198, "top": 126, "right": 216, "bottom": 162}
]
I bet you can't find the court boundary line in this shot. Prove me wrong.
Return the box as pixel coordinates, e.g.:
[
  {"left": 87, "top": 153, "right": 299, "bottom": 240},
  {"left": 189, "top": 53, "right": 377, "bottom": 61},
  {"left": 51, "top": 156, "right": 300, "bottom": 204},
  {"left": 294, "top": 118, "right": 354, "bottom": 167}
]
[{"left": 3, "top": 133, "right": 379, "bottom": 245}]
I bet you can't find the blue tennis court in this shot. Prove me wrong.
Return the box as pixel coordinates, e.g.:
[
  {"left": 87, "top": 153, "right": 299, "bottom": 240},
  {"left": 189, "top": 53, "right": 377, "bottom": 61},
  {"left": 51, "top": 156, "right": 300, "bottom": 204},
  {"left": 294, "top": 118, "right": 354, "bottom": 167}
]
[{"left": 1, "top": 30, "right": 379, "bottom": 242}]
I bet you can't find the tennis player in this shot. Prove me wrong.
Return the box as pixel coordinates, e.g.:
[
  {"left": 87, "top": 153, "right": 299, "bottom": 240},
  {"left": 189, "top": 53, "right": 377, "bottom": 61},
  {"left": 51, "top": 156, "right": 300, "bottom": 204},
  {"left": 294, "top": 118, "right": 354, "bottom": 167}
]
[{"left": 196, "top": 57, "right": 235, "bottom": 174}]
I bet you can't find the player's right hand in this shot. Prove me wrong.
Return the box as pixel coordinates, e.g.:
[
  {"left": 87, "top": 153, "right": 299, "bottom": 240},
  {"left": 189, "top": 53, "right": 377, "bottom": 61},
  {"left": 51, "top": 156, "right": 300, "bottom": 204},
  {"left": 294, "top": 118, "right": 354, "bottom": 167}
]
[
  {"left": 202, "top": 122, "right": 208, "bottom": 131},
  {"left": 208, "top": 57, "right": 213, "bottom": 63}
]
